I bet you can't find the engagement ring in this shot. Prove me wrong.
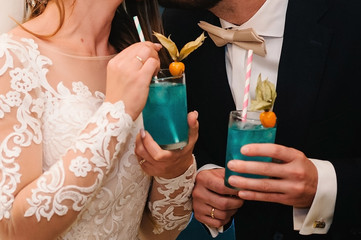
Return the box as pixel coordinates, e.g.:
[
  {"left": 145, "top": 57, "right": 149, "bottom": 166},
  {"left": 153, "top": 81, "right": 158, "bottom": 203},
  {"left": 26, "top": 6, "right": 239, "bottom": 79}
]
[{"left": 136, "top": 55, "right": 144, "bottom": 64}]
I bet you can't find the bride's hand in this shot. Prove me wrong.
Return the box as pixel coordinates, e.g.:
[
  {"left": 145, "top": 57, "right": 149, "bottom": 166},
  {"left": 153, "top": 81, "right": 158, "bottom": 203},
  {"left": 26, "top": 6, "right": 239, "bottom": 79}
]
[
  {"left": 135, "top": 111, "right": 199, "bottom": 179},
  {"left": 105, "top": 42, "right": 162, "bottom": 120}
]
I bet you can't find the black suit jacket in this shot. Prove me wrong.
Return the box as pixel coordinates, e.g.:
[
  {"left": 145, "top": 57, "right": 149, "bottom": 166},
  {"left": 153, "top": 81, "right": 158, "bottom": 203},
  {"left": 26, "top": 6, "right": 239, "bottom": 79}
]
[{"left": 163, "top": 0, "right": 361, "bottom": 239}]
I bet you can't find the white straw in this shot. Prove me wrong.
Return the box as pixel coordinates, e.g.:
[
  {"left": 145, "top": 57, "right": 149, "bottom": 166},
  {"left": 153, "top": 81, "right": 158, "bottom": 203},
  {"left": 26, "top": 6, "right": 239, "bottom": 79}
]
[
  {"left": 133, "top": 16, "right": 146, "bottom": 42},
  {"left": 133, "top": 15, "right": 159, "bottom": 82}
]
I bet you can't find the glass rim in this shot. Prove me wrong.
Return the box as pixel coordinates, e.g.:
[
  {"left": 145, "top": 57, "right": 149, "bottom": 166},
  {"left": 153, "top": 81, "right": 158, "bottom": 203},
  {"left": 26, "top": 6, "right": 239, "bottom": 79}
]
[
  {"left": 230, "top": 110, "right": 263, "bottom": 122},
  {"left": 230, "top": 110, "right": 277, "bottom": 128},
  {"left": 151, "top": 69, "right": 184, "bottom": 82}
]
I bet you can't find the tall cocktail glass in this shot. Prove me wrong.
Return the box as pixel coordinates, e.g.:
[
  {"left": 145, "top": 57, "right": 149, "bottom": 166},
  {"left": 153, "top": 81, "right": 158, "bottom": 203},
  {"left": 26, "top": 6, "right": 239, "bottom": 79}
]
[
  {"left": 142, "top": 69, "right": 188, "bottom": 150},
  {"left": 224, "top": 110, "right": 276, "bottom": 189}
]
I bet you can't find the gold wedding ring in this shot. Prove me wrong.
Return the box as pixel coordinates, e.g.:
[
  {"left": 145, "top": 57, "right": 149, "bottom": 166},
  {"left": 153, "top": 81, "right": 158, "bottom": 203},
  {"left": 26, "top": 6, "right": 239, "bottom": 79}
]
[
  {"left": 139, "top": 159, "right": 146, "bottom": 165},
  {"left": 211, "top": 207, "right": 215, "bottom": 219},
  {"left": 136, "top": 55, "right": 144, "bottom": 64}
]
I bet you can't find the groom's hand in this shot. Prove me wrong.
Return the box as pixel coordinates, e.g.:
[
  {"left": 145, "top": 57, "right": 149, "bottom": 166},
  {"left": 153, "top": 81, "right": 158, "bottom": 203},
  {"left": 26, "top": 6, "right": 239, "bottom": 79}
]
[{"left": 192, "top": 168, "right": 244, "bottom": 228}]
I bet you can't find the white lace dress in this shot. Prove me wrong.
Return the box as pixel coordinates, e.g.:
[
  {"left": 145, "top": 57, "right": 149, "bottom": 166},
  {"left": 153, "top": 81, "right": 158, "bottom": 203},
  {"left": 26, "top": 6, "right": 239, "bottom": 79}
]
[{"left": 0, "top": 33, "right": 196, "bottom": 240}]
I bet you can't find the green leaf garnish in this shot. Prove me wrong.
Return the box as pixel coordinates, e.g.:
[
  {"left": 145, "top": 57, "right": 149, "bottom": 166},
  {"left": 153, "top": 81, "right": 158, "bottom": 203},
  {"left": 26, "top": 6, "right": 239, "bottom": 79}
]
[
  {"left": 178, "top": 32, "right": 206, "bottom": 61},
  {"left": 249, "top": 74, "right": 277, "bottom": 111},
  {"left": 153, "top": 31, "right": 206, "bottom": 62}
]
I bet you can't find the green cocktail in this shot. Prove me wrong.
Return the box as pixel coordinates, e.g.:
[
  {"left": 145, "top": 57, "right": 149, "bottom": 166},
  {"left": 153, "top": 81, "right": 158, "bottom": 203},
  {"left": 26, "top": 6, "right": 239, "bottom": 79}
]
[
  {"left": 224, "top": 110, "right": 276, "bottom": 189},
  {"left": 142, "top": 69, "right": 188, "bottom": 150}
]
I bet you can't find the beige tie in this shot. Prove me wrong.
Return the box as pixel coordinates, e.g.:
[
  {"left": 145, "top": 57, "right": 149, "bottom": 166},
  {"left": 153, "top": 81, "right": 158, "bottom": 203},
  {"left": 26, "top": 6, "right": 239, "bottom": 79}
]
[{"left": 198, "top": 21, "right": 267, "bottom": 57}]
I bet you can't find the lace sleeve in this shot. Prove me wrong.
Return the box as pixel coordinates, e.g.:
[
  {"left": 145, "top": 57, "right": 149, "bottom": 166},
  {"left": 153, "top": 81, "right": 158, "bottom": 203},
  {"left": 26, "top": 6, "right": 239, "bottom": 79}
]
[
  {"left": 0, "top": 34, "right": 134, "bottom": 239},
  {"left": 138, "top": 156, "right": 197, "bottom": 240}
]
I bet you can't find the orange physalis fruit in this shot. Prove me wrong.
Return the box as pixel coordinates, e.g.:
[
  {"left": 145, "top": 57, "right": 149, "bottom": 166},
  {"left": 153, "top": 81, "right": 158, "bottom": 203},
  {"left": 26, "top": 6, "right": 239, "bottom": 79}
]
[
  {"left": 260, "top": 111, "right": 277, "bottom": 128},
  {"left": 169, "top": 61, "right": 185, "bottom": 76}
]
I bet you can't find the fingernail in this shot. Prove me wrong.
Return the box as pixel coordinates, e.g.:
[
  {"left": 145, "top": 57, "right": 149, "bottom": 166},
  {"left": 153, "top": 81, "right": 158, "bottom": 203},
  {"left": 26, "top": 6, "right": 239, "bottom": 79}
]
[
  {"left": 238, "top": 191, "right": 246, "bottom": 198},
  {"left": 193, "top": 110, "right": 199, "bottom": 119},
  {"left": 228, "top": 160, "right": 236, "bottom": 169},
  {"left": 228, "top": 176, "right": 238, "bottom": 187},
  {"left": 140, "top": 128, "right": 146, "bottom": 138},
  {"left": 154, "top": 43, "right": 162, "bottom": 49},
  {"left": 241, "top": 145, "right": 249, "bottom": 154}
]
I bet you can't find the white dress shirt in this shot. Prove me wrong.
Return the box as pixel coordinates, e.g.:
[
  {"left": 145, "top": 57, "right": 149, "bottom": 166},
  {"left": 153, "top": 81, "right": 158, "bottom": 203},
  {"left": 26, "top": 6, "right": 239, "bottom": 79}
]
[{"left": 202, "top": 0, "right": 337, "bottom": 237}]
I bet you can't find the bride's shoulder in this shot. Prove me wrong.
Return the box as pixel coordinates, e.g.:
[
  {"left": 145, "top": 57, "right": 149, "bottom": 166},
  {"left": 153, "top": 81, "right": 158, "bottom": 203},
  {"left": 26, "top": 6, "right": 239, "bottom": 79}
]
[
  {"left": 1, "top": 26, "right": 36, "bottom": 47},
  {"left": 0, "top": 27, "right": 47, "bottom": 75}
]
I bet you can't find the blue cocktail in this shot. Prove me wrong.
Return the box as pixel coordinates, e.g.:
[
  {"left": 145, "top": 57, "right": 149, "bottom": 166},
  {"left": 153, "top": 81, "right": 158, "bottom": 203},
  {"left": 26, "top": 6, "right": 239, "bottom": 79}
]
[
  {"left": 224, "top": 110, "right": 276, "bottom": 189},
  {"left": 142, "top": 69, "right": 188, "bottom": 150}
]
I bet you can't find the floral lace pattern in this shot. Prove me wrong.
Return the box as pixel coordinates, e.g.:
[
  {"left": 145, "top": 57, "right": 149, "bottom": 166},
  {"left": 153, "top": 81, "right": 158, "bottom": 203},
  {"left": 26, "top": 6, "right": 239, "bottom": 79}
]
[
  {"left": 0, "top": 34, "right": 195, "bottom": 239},
  {"left": 0, "top": 34, "right": 48, "bottom": 219},
  {"left": 150, "top": 158, "right": 196, "bottom": 234},
  {"left": 69, "top": 157, "right": 92, "bottom": 177},
  {"left": 25, "top": 101, "right": 134, "bottom": 222}
]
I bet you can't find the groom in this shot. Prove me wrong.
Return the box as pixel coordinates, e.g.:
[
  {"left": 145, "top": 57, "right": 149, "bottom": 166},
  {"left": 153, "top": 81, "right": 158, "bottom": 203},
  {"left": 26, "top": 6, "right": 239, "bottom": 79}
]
[{"left": 160, "top": 0, "right": 361, "bottom": 239}]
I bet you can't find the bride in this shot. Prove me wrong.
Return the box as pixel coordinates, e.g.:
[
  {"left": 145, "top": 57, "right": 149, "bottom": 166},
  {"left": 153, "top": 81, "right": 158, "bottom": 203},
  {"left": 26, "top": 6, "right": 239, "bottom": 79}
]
[{"left": 0, "top": 0, "right": 198, "bottom": 239}]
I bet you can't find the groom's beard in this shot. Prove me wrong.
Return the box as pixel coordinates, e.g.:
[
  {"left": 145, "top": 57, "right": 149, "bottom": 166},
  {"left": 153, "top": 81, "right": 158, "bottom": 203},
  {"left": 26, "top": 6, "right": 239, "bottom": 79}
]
[{"left": 158, "top": 0, "right": 222, "bottom": 9}]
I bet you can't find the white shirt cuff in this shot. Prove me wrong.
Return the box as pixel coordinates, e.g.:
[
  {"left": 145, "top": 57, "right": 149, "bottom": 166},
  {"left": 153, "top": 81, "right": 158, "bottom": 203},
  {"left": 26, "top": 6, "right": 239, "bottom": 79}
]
[
  {"left": 206, "top": 225, "right": 224, "bottom": 238},
  {"left": 293, "top": 159, "right": 337, "bottom": 234},
  {"left": 197, "top": 163, "right": 223, "bottom": 173}
]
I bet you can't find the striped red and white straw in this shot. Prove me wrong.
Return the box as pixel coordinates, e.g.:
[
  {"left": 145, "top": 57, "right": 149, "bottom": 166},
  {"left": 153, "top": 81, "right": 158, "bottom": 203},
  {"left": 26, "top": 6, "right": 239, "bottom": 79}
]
[{"left": 242, "top": 49, "right": 253, "bottom": 121}]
